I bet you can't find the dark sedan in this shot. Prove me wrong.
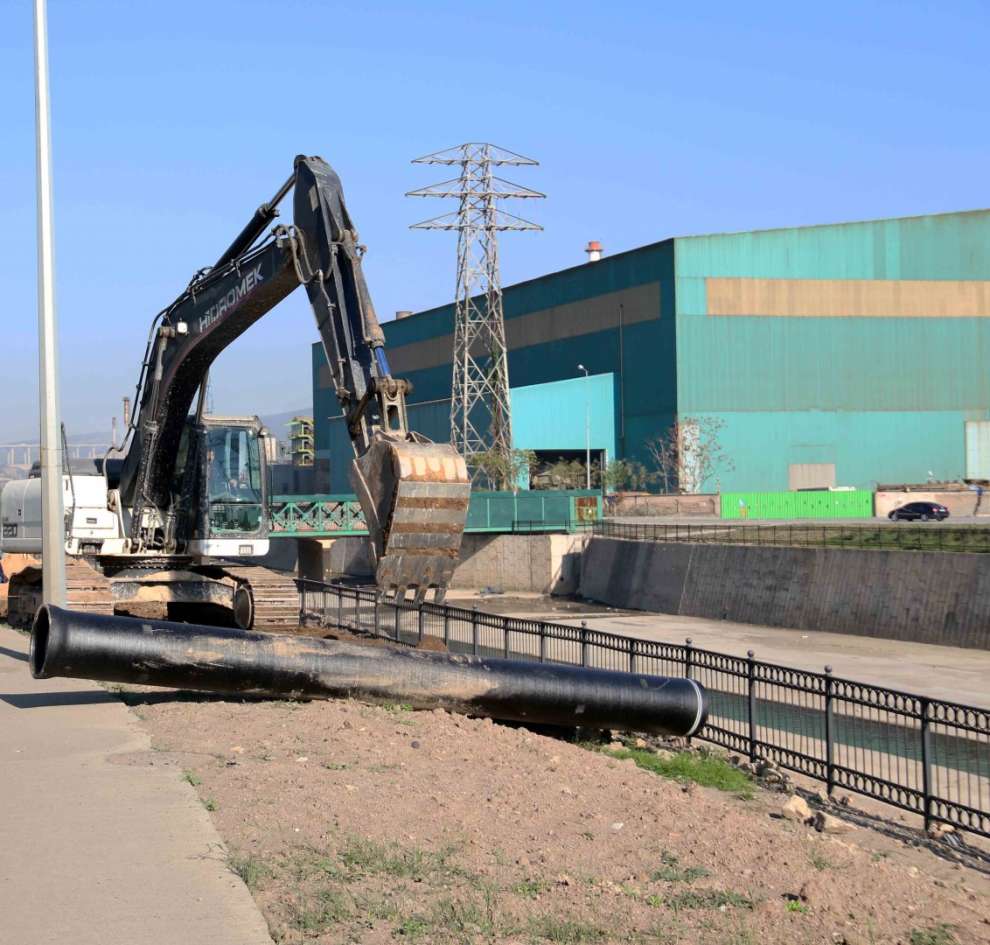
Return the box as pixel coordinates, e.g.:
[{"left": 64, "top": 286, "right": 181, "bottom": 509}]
[{"left": 888, "top": 501, "right": 950, "bottom": 522}]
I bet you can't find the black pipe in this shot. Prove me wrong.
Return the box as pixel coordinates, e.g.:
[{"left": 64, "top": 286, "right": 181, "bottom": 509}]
[{"left": 31, "top": 607, "right": 708, "bottom": 737}]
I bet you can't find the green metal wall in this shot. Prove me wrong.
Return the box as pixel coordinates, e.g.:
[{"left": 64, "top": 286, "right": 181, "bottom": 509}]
[
  {"left": 314, "top": 244, "right": 673, "bottom": 490},
  {"left": 674, "top": 210, "right": 990, "bottom": 491},
  {"left": 312, "top": 209, "right": 990, "bottom": 494},
  {"left": 317, "top": 374, "right": 617, "bottom": 493},
  {"left": 720, "top": 490, "right": 874, "bottom": 520}
]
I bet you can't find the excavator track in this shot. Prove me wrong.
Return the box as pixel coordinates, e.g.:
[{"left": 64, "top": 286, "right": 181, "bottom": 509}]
[
  {"left": 6, "top": 557, "right": 114, "bottom": 629},
  {"left": 221, "top": 565, "right": 300, "bottom": 631}
]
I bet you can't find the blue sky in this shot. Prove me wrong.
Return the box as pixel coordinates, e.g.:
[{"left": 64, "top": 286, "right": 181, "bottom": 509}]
[{"left": 1, "top": 0, "right": 987, "bottom": 443}]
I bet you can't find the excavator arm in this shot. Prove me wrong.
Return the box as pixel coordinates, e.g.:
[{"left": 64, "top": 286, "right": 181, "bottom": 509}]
[{"left": 118, "top": 155, "right": 469, "bottom": 601}]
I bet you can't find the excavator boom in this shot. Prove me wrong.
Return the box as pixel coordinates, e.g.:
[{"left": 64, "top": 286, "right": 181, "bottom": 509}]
[{"left": 118, "top": 155, "right": 469, "bottom": 602}]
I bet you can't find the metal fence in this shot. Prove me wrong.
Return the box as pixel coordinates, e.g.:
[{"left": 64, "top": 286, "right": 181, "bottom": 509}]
[
  {"left": 298, "top": 578, "right": 990, "bottom": 840},
  {"left": 596, "top": 519, "right": 990, "bottom": 554}
]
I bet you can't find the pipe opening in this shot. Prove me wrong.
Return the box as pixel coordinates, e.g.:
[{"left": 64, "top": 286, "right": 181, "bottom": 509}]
[{"left": 29, "top": 606, "right": 51, "bottom": 678}]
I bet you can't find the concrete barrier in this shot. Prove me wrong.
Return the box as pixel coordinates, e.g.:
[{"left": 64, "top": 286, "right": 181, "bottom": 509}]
[
  {"left": 579, "top": 537, "right": 990, "bottom": 650},
  {"left": 607, "top": 493, "right": 719, "bottom": 517},
  {"left": 298, "top": 533, "right": 589, "bottom": 596}
]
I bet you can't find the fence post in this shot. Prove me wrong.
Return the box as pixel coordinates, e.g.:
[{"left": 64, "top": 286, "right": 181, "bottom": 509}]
[
  {"left": 503, "top": 618, "right": 510, "bottom": 659},
  {"left": 300, "top": 580, "right": 308, "bottom": 625},
  {"left": 747, "top": 649, "right": 758, "bottom": 763},
  {"left": 580, "top": 621, "right": 589, "bottom": 667},
  {"left": 920, "top": 698, "right": 933, "bottom": 833},
  {"left": 685, "top": 638, "right": 695, "bottom": 744},
  {"left": 417, "top": 606, "right": 424, "bottom": 644},
  {"left": 373, "top": 595, "right": 380, "bottom": 637},
  {"left": 539, "top": 622, "right": 547, "bottom": 663},
  {"left": 472, "top": 606, "right": 479, "bottom": 656},
  {"left": 628, "top": 636, "right": 636, "bottom": 674},
  {"left": 393, "top": 602, "right": 401, "bottom": 642},
  {"left": 824, "top": 665, "right": 835, "bottom": 796},
  {"left": 443, "top": 608, "right": 451, "bottom": 648},
  {"left": 337, "top": 588, "right": 343, "bottom": 629}
]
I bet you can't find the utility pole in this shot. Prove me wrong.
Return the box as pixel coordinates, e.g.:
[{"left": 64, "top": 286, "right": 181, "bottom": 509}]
[
  {"left": 577, "top": 364, "right": 591, "bottom": 489},
  {"left": 33, "top": 0, "right": 65, "bottom": 607},
  {"left": 408, "top": 143, "right": 543, "bottom": 483}
]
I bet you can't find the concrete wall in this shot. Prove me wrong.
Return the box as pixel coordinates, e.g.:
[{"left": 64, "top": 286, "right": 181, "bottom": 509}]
[
  {"left": 875, "top": 490, "right": 987, "bottom": 518},
  {"left": 579, "top": 537, "right": 990, "bottom": 649},
  {"left": 607, "top": 493, "right": 719, "bottom": 517},
  {"left": 298, "top": 533, "right": 589, "bottom": 596},
  {"left": 451, "top": 533, "right": 588, "bottom": 595}
]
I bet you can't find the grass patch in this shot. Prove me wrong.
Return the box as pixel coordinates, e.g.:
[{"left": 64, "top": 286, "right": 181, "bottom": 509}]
[
  {"left": 395, "top": 914, "right": 432, "bottom": 940},
  {"left": 332, "top": 836, "right": 468, "bottom": 883},
  {"left": 808, "top": 849, "right": 831, "bottom": 871},
  {"left": 290, "top": 888, "right": 352, "bottom": 933},
  {"left": 651, "top": 850, "right": 710, "bottom": 884},
  {"left": 202, "top": 797, "right": 219, "bottom": 812},
  {"left": 786, "top": 900, "right": 809, "bottom": 914},
  {"left": 528, "top": 915, "right": 607, "bottom": 943},
  {"left": 182, "top": 770, "right": 202, "bottom": 787},
  {"left": 227, "top": 853, "right": 271, "bottom": 891},
  {"left": 910, "top": 926, "right": 959, "bottom": 945},
  {"left": 598, "top": 746, "right": 754, "bottom": 798},
  {"left": 512, "top": 878, "right": 550, "bottom": 899},
  {"left": 666, "top": 889, "right": 753, "bottom": 912}
]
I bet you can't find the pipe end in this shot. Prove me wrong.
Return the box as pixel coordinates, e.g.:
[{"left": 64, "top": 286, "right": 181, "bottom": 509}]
[{"left": 29, "top": 605, "right": 56, "bottom": 678}]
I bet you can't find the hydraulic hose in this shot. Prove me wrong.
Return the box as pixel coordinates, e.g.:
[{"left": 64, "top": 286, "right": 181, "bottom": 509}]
[{"left": 31, "top": 606, "right": 708, "bottom": 737}]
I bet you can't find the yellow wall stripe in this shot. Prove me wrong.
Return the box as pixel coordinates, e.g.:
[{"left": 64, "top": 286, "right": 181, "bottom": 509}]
[{"left": 706, "top": 277, "right": 990, "bottom": 318}]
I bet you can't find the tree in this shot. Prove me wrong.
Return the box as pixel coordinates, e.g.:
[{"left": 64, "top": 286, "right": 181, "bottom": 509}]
[
  {"left": 645, "top": 416, "right": 734, "bottom": 494},
  {"left": 604, "top": 459, "right": 652, "bottom": 492},
  {"left": 471, "top": 448, "right": 538, "bottom": 491},
  {"left": 543, "top": 459, "right": 588, "bottom": 490}
]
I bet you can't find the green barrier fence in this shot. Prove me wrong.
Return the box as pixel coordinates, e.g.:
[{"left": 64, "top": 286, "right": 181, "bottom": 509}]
[
  {"left": 720, "top": 490, "right": 874, "bottom": 520},
  {"left": 269, "top": 490, "right": 602, "bottom": 537}
]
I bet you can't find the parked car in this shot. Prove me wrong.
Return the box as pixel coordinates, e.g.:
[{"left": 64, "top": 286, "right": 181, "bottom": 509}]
[{"left": 888, "top": 501, "right": 949, "bottom": 522}]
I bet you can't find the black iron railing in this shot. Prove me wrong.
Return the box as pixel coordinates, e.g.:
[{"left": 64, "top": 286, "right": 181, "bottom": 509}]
[
  {"left": 595, "top": 519, "right": 990, "bottom": 554},
  {"left": 298, "top": 578, "right": 990, "bottom": 840}
]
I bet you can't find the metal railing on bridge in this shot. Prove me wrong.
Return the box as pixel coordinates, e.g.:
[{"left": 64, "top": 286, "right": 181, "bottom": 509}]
[
  {"left": 298, "top": 578, "right": 990, "bottom": 841},
  {"left": 269, "top": 490, "right": 603, "bottom": 538},
  {"left": 594, "top": 519, "right": 990, "bottom": 554}
]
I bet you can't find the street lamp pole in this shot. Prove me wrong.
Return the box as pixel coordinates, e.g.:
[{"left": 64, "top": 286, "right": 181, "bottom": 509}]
[
  {"left": 33, "top": 0, "right": 66, "bottom": 607},
  {"left": 577, "top": 364, "right": 591, "bottom": 489}
]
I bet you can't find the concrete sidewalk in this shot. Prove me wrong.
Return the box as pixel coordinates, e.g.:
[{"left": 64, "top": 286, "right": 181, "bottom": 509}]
[{"left": 0, "top": 624, "right": 273, "bottom": 945}]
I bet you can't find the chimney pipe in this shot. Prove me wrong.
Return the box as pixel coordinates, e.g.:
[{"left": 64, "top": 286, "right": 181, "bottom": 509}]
[
  {"left": 122, "top": 396, "right": 131, "bottom": 428},
  {"left": 585, "top": 240, "right": 602, "bottom": 263}
]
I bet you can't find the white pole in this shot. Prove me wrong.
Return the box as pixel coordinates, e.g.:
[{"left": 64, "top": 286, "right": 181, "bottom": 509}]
[
  {"left": 578, "top": 365, "right": 591, "bottom": 489},
  {"left": 34, "top": 0, "right": 66, "bottom": 607}
]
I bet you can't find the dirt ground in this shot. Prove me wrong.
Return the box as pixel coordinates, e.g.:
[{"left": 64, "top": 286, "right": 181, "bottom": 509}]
[{"left": 107, "top": 670, "right": 990, "bottom": 945}]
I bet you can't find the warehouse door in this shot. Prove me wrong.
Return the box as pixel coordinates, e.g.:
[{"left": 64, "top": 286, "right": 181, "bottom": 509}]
[
  {"left": 965, "top": 421, "right": 990, "bottom": 479},
  {"left": 788, "top": 463, "right": 836, "bottom": 490}
]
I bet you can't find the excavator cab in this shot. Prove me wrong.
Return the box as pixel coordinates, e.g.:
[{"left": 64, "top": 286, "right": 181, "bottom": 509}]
[{"left": 176, "top": 416, "right": 270, "bottom": 559}]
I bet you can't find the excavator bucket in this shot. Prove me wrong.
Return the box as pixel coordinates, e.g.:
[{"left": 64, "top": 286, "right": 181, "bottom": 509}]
[{"left": 350, "top": 437, "right": 471, "bottom": 603}]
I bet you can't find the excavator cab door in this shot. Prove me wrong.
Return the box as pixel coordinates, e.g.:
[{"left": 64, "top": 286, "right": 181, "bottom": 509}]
[{"left": 186, "top": 418, "right": 270, "bottom": 558}]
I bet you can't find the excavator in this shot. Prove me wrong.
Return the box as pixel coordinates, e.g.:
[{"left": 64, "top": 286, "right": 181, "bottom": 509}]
[{"left": 1, "top": 155, "right": 470, "bottom": 629}]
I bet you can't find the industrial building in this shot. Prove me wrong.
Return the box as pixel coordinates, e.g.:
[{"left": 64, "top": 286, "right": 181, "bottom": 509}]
[{"left": 313, "top": 208, "right": 990, "bottom": 493}]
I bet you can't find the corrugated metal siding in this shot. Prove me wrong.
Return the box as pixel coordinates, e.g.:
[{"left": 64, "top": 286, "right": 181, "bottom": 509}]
[
  {"left": 320, "top": 375, "right": 618, "bottom": 492},
  {"left": 675, "top": 210, "right": 990, "bottom": 490},
  {"left": 720, "top": 490, "right": 873, "bottom": 520}
]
